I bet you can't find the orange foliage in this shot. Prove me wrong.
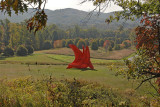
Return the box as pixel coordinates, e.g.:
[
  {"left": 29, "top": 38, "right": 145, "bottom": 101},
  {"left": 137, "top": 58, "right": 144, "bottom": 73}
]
[
  {"left": 53, "top": 40, "right": 62, "bottom": 48},
  {"left": 135, "top": 15, "right": 160, "bottom": 93},
  {"left": 119, "top": 44, "right": 125, "bottom": 49},
  {"left": 103, "top": 40, "right": 110, "bottom": 50}
]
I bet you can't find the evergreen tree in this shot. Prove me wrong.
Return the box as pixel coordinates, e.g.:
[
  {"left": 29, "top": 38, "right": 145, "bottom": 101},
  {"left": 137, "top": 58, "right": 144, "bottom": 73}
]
[{"left": 91, "top": 41, "right": 98, "bottom": 50}]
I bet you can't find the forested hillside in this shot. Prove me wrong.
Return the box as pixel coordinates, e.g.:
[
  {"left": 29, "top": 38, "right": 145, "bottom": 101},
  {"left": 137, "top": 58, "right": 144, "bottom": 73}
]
[
  {"left": 0, "top": 8, "right": 138, "bottom": 30},
  {"left": 0, "top": 18, "right": 134, "bottom": 53}
]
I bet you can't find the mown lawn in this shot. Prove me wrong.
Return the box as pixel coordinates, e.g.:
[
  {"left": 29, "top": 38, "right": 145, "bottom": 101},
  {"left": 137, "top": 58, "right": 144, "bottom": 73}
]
[
  {"left": 35, "top": 47, "right": 136, "bottom": 60},
  {"left": 0, "top": 53, "right": 157, "bottom": 95},
  {"left": 0, "top": 52, "right": 160, "bottom": 106}
]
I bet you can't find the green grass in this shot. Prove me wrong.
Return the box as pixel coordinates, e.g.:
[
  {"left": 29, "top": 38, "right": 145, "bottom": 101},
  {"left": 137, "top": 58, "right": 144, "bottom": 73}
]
[
  {"left": 0, "top": 53, "right": 157, "bottom": 95},
  {"left": 0, "top": 53, "right": 124, "bottom": 66},
  {"left": 0, "top": 63, "right": 156, "bottom": 95}
]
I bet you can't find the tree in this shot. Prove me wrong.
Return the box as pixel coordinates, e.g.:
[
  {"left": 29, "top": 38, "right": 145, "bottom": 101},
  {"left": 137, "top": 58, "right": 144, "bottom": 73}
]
[
  {"left": 74, "top": 38, "right": 80, "bottom": 46},
  {"left": 66, "top": 40, "right": 74, "bottom": 48},
  {"left": 43, "top": 40, "right": 52, "bottom": 50},
  {"left": 52, "top": 31, "right": 58, "bottom": 42},
  {"left": 99, "top": 39, "right": 104, "bottom": 47},
  {"left": 0, "top": 0, "right": 48, "bottom": 33},
  {"left": 85, "top": 0, "right": 160, "bottom": 93},
  {"left": 26, "top": 45, "right": 34, "bottom": 55},
  {"left": 16, "top": 45, "right": 28, "bottom": 56},
  {"left": 3, "top": 47, "right": 14, "bottom": 56},
  {"left": 91, "top": 41, "right": 98, "bottom": 50},
  {"left": 0, "top": 47, "right": 2, "bottom": 54},
  {"left": 54, "top": 40, "right": 62, "bottom": 48},
  {"left": 123, "top": 40, "right": 131, "bottom": 48},
  {"left": 0, "top": 19, "right": 11, "bottom": 46},
  {"left": 62, "top": 39, "right": 66, "bottom": 47},
  {"left": 85, "top": 39, "right": 89, "bottom": 46},
  {"left": 103, "top": 40, "right": 110, "bottom": 51},
  {"left": 77, "top": 40, "right": 86, "bottom": 49},
  {"left": 114, "top": 44, "right": 120, "bottom": 50}
]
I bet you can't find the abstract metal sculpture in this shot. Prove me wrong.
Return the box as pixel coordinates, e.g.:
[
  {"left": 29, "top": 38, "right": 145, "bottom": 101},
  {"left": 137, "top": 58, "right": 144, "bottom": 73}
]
[{"left": 67, "top": 44, "right": 94, "bottom": 69}]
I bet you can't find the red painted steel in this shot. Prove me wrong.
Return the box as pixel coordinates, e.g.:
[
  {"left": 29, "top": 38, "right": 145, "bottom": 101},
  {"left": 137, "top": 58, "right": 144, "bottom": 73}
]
[{"left": 67, "top": 44, "right": 94, "bottom": 69}]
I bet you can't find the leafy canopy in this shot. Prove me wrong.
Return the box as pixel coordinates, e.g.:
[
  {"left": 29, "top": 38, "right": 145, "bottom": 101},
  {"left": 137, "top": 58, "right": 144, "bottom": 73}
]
[
  {"left": 0, "top": 0, "right": 48, "bottom": 33},
  {"left": 84, "top": 0, "right": 160, "bottom": 94}
]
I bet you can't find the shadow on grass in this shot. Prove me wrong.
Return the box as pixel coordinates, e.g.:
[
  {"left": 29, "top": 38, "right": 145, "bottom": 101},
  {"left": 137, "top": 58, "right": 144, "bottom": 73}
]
[
  {"left": 80, "top": 68, "right": 97, "bottom": 71},
  {"left": 67, "top": 68, "right": 97, "bottom": 71}
]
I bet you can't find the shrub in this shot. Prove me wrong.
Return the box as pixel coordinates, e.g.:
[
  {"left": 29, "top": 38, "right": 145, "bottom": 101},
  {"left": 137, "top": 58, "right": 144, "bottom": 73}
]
[
  {"left": 3, "top": 47, "right": 14, "bottom": 56},
  {"left": 91, "top": 41, "right": 98, "bottom": 50},
  {"left": 16, "top": 45, "right": 28, "bottom": 56},
  {"left": 26, "top": 45, "right": 34, "bottom": 55},
  {"left": 77, "top": 40, "right": 86, "bottom": 49},
  {"left": 66, "top": 39, "right": 74, "bottom": 48},
  {"left": 43, "top": 40, "right": 52, "bottom": 50}
]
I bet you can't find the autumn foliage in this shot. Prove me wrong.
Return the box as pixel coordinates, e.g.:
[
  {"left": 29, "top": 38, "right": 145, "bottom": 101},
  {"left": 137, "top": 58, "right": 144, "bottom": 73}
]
[
  {"left": 53, "top": 40, "right": 62, "bottom": 48},
  {"left": 135, "top": 15, "right": 159, "bottom": 57},
  {"left": 134, "top": 14, "right": 160, "bottom": 93},
  {"left": 103, "top": 40, "right": 110, "bottom": 51}
]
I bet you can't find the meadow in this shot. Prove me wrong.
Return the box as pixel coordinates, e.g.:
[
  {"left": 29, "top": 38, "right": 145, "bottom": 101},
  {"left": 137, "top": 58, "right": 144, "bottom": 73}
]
[{"left": 0, "top": 48, "right": 159, "bottom": 106}]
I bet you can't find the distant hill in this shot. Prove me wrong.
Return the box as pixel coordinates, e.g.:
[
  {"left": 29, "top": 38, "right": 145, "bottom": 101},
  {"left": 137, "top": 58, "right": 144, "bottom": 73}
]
[{"left": 0, "top": 8, "right": 138, "bottom": 29}]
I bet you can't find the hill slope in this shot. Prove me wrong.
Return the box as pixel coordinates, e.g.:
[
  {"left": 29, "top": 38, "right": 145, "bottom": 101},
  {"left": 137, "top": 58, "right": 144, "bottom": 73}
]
[{"left": 0, "top": 8, "right": 138, "bottom": 29}]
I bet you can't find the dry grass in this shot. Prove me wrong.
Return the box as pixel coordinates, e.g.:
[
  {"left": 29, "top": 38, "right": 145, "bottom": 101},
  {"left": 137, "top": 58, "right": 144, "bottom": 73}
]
[{"left": 35, "top": 47, "right": 136, "bottom": 60}]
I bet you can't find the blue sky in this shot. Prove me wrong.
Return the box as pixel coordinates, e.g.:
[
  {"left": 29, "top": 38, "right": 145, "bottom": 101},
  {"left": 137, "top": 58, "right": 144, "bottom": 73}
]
[{"left": 45, "top": 0, "right": 122, "bottom": 13}]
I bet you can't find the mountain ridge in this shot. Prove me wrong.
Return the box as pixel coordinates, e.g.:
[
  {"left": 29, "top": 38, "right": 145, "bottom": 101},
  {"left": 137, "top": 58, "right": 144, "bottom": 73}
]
[{"left": 0, "top": 8, "right": 138, "bottom": 29}]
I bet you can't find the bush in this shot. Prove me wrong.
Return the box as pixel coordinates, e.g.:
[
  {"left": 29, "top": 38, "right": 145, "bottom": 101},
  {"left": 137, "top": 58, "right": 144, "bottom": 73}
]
[
  {"left": 3, "top": 47, "right": 14, "bottom": 56},
  {"left": 77, "top": 40, "right": 86, "bottom": 49},
  {"left": 91, "top": 41, "right": 98, "bottom": 50},
  {"left": 66, "top": 39, "right": 74, "bottom": 48},
  {"left": 43, "top": 40, "right": 52, "bottom": 50},
  {"left": 26, "top": 45, "right": 34, "bottom": 55},
  {"left": 16, "top": 45, "right": 28, "bottom": 56}
]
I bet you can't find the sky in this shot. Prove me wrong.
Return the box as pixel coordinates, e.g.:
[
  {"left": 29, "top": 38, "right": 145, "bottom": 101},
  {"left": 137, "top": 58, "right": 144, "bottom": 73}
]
[{"left": 45, "top": 0, "right": 122, "bottom": 13}]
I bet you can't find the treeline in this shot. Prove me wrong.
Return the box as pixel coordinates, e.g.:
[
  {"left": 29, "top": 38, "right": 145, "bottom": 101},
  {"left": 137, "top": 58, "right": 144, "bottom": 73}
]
[
  {"left": 53, "top": 38, "right": 132, "bottom": 51},
  {"left": 0, "top": 19, "right": 135, "bottom": 55}
]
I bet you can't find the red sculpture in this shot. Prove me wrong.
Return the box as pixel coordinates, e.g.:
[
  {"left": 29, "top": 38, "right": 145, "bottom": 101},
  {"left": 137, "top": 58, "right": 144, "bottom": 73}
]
[{"left": 67, "top": 44, "right": 94, "bottom": 69}]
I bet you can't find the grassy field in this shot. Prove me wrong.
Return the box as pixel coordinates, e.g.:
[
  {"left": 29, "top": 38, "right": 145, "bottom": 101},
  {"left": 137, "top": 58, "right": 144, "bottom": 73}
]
[
  {"left": 0, "top": 52, "right": 156, "bottom": 94},
  {"left": 36, "top": 47, "right": 136, "bottom": 60},
  {"left": 0, "top": 49, "right": 159, "bottom": 106}
]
